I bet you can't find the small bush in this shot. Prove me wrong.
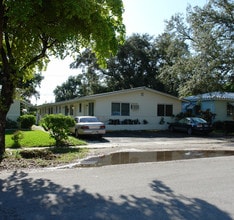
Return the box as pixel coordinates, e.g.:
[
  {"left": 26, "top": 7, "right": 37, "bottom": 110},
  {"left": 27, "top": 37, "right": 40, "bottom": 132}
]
[
  {"left": 40, "top": 114, "right": 75, "bottom": 147},
  {"left": 11, "top": 130, "right": 24, "bottom": 148},
  {"left": 18, "top": 115, "right": 36, "bottom": 129}
]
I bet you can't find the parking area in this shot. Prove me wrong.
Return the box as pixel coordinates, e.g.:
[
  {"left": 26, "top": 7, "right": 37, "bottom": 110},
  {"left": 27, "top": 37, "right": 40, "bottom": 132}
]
[{"left": 82, "top": 131, "right": 234, "bottom": 156}]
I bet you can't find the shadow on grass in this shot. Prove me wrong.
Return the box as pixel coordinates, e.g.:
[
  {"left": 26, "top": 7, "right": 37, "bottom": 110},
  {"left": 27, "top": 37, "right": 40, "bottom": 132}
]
[{"left": 0, "top": 171, "right": 232, "bottom": 220}]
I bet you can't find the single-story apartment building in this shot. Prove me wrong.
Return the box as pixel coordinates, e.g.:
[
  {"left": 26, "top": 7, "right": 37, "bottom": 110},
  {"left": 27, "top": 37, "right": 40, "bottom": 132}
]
[
  {"left": 37, "top": 87, "right": 182, "bottom": 130},
  {"left": 182, "top": 92, "right": 234, "bottom": 122}
]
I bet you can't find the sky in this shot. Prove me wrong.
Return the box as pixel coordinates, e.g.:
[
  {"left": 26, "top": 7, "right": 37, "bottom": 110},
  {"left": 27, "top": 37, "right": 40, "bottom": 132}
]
[{"left": 31, "top": 0, "right": 208, "bottom": 105}]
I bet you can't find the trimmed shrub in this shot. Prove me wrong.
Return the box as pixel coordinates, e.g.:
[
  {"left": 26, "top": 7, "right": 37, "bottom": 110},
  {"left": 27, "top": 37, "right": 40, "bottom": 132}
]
[
  {"left": 40, "top": 114, "right": 75, "bottom": 146},
  {"left": 11, "top": 130, "right": 24, "bottom": 148},
  {"left": 18, "top": 115, "right": 36, "bottom": 129}
]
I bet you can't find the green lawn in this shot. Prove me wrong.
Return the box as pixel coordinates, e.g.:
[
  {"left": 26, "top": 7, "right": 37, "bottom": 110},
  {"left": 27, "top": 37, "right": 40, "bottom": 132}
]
[
  {"left": 2, "top": 130, "right": 88, "bottom": 169},
  {"left": 5, "top": 130, "right": 86, "bottom": 148}
]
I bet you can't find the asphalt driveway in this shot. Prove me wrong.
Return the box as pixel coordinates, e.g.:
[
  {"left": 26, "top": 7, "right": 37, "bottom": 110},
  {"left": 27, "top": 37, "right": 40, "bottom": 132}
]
[{"left": 82, "top": 131, "right": 234, "bottom": 156}]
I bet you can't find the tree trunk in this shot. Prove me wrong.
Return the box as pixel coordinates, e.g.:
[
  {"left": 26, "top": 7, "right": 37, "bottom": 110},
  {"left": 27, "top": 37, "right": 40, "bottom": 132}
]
[
  {"left": 0, "top": 67, "right": 15, "bottom": 157},
  {"left": 0, "top": 85, "right": 14, "bottom": 157},
  {"left": 0, "top": 111, "right": 7, "bottom": 156},
  {"left": 0, "top": 81, "right": 14, "bottom": 157},
  {"left": 0, "top": 25, "right": 15, "bottom": 157}
]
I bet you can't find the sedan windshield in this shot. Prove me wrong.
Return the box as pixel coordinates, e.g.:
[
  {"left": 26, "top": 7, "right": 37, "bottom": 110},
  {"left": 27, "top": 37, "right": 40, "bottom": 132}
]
[
  {"left": 191, "top": 118, "right": 207, "bottom": 123},
  {"left": 80, "top": 117, "right": 99, "bottom": 123}
]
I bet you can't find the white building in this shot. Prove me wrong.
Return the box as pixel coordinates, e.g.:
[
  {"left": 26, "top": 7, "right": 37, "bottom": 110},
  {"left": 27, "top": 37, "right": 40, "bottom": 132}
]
[
  {"left": 37, "top": 87, "right": 182, "bottom": 131},
  {"left": 7, "top": 100, "right": 32, "bottom": 122}
]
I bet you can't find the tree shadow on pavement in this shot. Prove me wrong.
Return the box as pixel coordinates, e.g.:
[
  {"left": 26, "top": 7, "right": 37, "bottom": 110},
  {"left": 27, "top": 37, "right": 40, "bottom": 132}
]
[{"left": 0, "top": 171, "right": 232, "bottom": 220}]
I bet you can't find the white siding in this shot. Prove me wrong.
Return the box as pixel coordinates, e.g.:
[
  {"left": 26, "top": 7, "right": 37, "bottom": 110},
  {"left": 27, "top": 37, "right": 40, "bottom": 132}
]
[
  {"left": 7, "top": 100, "right": 21, "bottom": 121},
  {"left": 214, "top": 100, "right": 233, "bottom": 121},
  {"left": 37, "top": 88, "right": 182, "bottom": 131},
  {"left": 94, "top": 90, "right": 181, "bottom": 130}
]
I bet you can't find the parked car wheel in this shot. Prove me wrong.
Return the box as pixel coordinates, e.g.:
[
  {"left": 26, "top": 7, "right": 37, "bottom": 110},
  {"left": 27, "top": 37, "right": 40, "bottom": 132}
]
[
  {"left": 169, "top": 125, "right": 174, "bottom": 132},
  {"left": 187, "top": 127, "right": 192, "bottom": 135},
  {"left": 98, "top": 134, "right": 103, "bottom": 139},
  {"left": 75, "top": 129, "right": 79, "bottom": 138}
]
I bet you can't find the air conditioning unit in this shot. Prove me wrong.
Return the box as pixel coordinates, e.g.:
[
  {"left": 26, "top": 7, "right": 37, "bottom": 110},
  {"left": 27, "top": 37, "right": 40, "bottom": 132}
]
[{"left": 131, "top": 103, "right": 139, "bottom": 111}]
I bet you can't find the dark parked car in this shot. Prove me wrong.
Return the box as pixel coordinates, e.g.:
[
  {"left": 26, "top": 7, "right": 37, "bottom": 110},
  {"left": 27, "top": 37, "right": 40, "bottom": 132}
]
[{"left": 168, "top": 117, "right": 213, "bottom": 135}]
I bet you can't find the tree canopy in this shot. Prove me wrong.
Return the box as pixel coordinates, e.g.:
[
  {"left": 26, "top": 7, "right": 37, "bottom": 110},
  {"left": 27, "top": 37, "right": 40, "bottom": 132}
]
[
  {"left": 160, "top": 0, "right": 234, "bottom": 96},
  {"left": 54, "top": 34, "right": 167, "bottom": 101},
  {"left": 0, "top": 0, "right": 125, "bottom": 156},
  {"left": 104, "top": 34, "right": 165, "bottom": 91},
  {"left": 57, "top": 0, "right": 233, "bottom": 100}
]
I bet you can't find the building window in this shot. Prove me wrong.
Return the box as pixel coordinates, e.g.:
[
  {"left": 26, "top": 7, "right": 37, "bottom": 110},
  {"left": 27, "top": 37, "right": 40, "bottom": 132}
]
[
  {"left": 227, "top": 103, "right": 234, "bottom": 116},
  {"left": 131, "top": 103, "right": 139, "bottom": 111},
  {"left": 157, "top": 104, "right": 173, "bottom": 116},
  {"left": 111, "top": 103, "right": 130, "bottom": 116},
  {"left": 122, "top": 103, "right": 130, "bottom": 116},
  {"left": 112, "top": 103, "right": 121, "bottom": 115}
]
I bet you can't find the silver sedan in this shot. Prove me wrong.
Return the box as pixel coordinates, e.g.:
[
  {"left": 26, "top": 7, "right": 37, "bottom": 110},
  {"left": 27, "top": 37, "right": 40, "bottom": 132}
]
[{"left": 70, "top": 116, "right": 106, "bottom": 138}]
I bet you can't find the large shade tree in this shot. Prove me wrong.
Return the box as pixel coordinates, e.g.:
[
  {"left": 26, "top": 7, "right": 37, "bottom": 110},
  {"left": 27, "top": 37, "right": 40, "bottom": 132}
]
[
  {"left": 155, "top": 32, "right": 190, "bottom": 96},
  {"left": 160, "top": 0, "right": 234, "bottom": 97},
  {"left": 104, "top": 34, "right": 165, "bottom": 91},
  {"left": 53, "top": 75, "right": 84, "bottom": 102},
  {"left": 0, "top": 0, "right": 125, "bottom": 156},
  {"left": 54, "top": 48, "right": 107, "bottom": 102}
]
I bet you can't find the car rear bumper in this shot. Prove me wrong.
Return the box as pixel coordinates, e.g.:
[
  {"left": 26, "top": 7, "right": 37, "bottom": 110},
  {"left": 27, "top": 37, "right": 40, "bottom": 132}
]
[{"left": 79, "top": 129, "right": 106, "bottom": 135}]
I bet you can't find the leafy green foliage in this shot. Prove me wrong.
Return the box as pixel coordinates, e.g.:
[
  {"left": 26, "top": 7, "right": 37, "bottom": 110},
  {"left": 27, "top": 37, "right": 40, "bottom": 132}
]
[
  {"left": 5, "top": 130, "right": 54, "bottom": 148},
  {"left": 54, "top": 49, "right": 108, "bottom": 102},
  {"left": 53, "top": 75, "right": 83, "bottom": 102},
  {"left": 54, "top": 0, "right": 233, "bottom": 101},
  {"left": 105, "top": 34, "right": 165, "bottom": 91},
  {"left": 160, "top": 0, "right": 234, "bottom": 97},
  {"left": 18, "top": 73, "right": 44, "bottom": 102},
  {"left": 18, "top": 115, "right": 36, "bottom": 129},
  {"left": 5, "top": 130, "right": 85, "bottom": 148},
  {"left": 41, "top": 114, "right": 75, "bottom": 146},
  {"left": 0, "top": 0, "right": 125, "bottom": 155},
  {"left": 66, "top": 34, "right": 166, "bottom": 96},
  {"left": 11, "top": 130, "right": 24, "bottom": 148}
]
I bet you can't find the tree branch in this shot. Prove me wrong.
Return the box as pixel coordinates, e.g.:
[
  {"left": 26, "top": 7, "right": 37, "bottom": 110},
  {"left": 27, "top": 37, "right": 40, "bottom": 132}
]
[{"left": 20, "top": 35, "right": 57, "bottom": 72}]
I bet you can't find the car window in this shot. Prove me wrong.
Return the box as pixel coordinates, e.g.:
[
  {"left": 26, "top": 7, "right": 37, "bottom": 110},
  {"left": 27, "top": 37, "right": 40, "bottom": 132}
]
[
  {"left": 179, "top": 118, "right": 185, "bottom": 123},
  {"left": 192, "top": 118, "right": 207, "bottom": 123},
  {"left": 80, "top": 117, "right": 99, "bottom": 123},
  {"left": 185, "top": 118, "right": 191, "bottom": 124}
]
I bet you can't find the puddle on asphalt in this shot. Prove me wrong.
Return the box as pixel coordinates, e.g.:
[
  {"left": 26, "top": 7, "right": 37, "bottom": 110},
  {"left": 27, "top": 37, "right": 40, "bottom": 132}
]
[{"left": 76, "top": 150, "right": 234, "bottom": 167}]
